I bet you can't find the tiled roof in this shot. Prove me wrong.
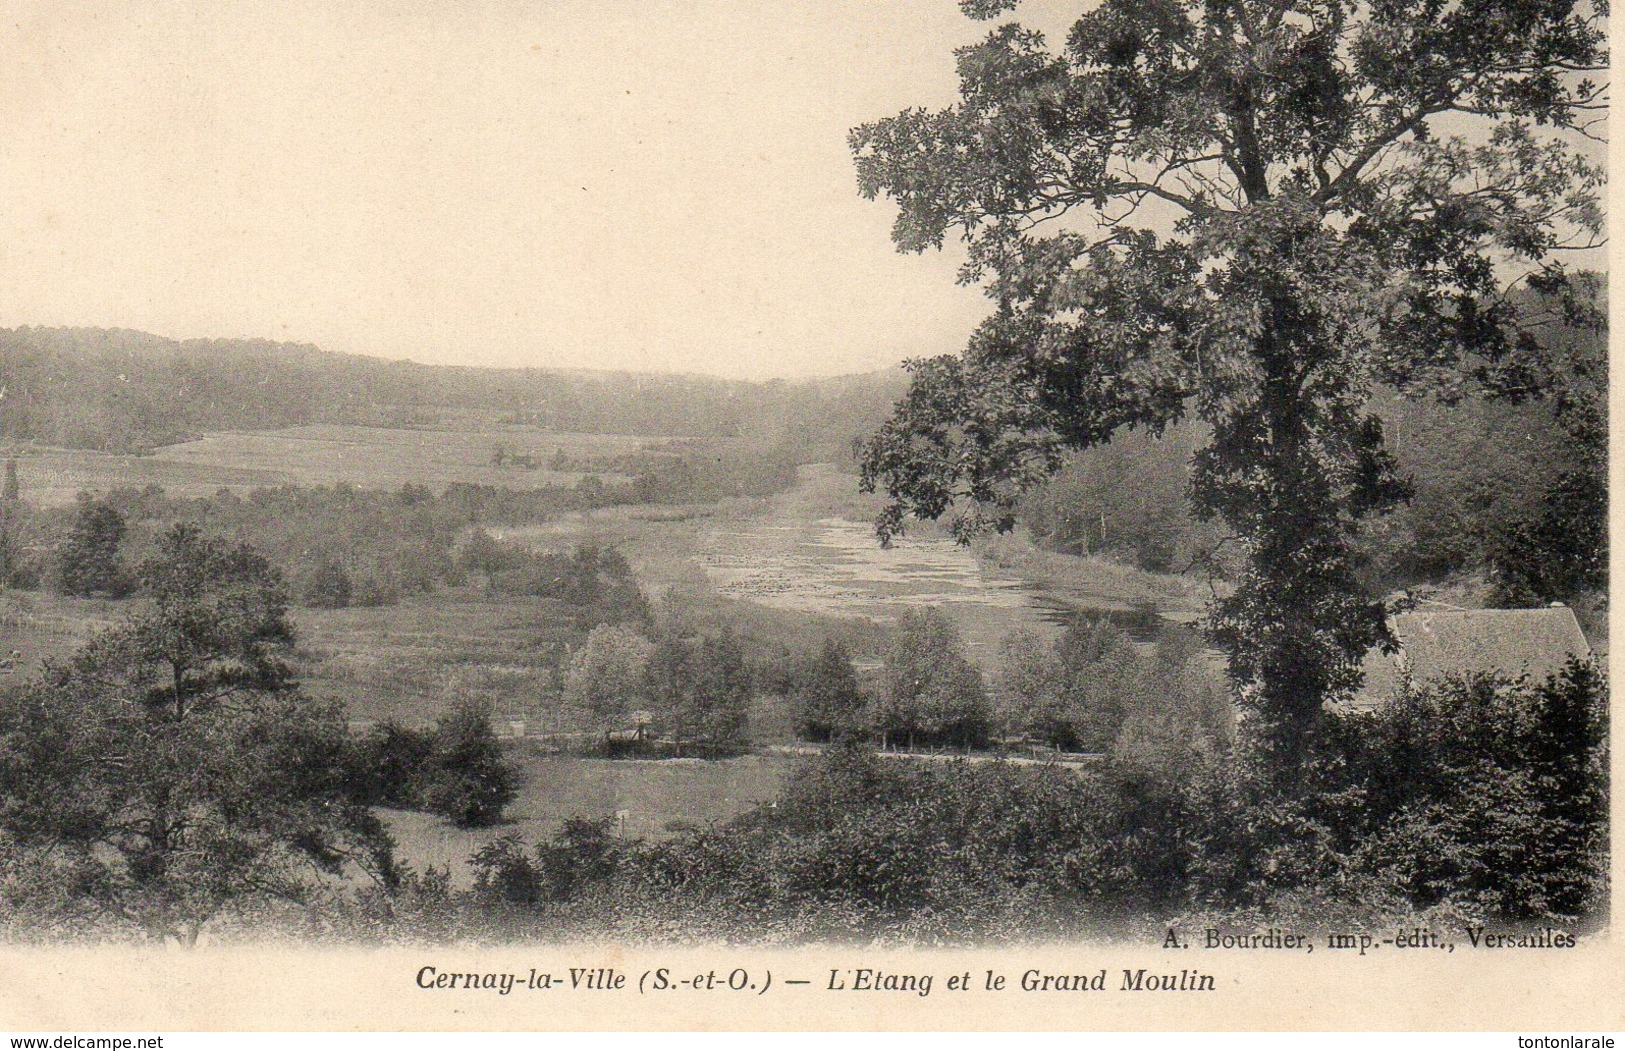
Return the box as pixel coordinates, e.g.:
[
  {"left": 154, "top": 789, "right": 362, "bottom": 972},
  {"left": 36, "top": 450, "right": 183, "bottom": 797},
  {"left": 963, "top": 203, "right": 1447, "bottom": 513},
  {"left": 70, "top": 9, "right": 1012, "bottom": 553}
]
[{"left": 1351, "top": 607, "right": 1592, "bottom": 709}]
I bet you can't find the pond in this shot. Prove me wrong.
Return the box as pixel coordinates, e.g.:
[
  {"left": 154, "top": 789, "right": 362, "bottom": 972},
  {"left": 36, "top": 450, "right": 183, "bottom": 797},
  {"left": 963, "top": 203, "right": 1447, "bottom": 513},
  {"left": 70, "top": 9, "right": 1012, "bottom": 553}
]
[{"left": 697, "top": 464, "right": 1185, "bottom": 664}]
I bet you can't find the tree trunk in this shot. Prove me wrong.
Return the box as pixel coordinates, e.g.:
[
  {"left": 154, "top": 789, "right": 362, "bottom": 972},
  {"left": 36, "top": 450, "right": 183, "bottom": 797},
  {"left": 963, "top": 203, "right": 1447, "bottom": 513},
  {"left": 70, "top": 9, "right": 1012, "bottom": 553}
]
[{"left": 1203, "top": 305, "right": 1393, "bottom": 784}]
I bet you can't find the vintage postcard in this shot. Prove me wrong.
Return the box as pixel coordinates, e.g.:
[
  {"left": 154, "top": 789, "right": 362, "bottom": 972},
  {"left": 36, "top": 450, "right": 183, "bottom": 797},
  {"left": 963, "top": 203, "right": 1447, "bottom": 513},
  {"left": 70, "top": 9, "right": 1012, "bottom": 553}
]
[{"left": 0, "top": 0, "right": 1615, "bottom": 1032}]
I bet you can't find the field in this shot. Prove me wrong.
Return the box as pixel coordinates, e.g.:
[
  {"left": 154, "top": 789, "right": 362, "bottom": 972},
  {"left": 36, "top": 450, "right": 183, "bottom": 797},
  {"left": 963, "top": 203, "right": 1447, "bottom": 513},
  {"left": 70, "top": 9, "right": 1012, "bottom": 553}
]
[
  {"left": 6, "top": 445, "right": 287, "bottom": 507},
  {"left": 0, "top": 590, "right": 125, "bottom": 676},
  {"left": 150, "top": 423, "right": 654, "bottom": 492},
  {"left": 294, "top": 594, "right": 570, "bottom": 726},
  {"left": 382, "top": 752, "right": 795, "bottom": 885},
  {"left": 6, "top": 423, "right": 670, "bottom": 506}
]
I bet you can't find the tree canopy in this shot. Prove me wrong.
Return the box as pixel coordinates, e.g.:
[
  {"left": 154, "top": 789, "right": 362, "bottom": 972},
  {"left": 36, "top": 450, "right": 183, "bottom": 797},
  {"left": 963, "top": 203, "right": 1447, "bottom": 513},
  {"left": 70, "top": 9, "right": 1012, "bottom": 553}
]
[
  {"left": 563, "top": 623, "right": 655, "bottom": 735},
  {"left": 644, "top": 632, "right": 752, "bottom": 750},
  {"left": 791, "top": 638, "right": 868, "bottom": 742},
  {"left": 876, "top": 608, "right": 991, "bottom": 749},
  {"left": 853, "top": 0, "right": 1605, "bottom": 769},
  {"left": 423, "top": 700, "right": 521, "bottom": 829},
  {"left": 0, "top": 524, "right": 392, "bottom": 943}
]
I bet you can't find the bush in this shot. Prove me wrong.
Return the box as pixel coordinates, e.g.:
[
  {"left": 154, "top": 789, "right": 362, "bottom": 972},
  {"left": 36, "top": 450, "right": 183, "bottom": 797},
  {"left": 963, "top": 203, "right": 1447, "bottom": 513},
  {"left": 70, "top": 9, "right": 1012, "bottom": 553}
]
[
  {"left": 54, "top": 495, "right": 130, "bottom": 598},
  {"left": 347, "top": 704, "right": 523, "bottom": 828},
  {"left": 1187, "top": 660, "right": 1608, "bottom": 922},
  {"left": 422, "top": 701, "right": 522, "bottom": 828},
  {"left": 1347, "top": 660, "right": 1608, "bottom": 919},
  {"left": 468, "top": 660, "right": 1604, "bottom": 941},
  {"left": 472, "top": 818, "right": 628, "bottom": 908},
  {"left": 348, "top": 722, "right": 437, "bottom": 809},
  {"left": 302, "top": 559, "right": 353, "bottom": 608}
]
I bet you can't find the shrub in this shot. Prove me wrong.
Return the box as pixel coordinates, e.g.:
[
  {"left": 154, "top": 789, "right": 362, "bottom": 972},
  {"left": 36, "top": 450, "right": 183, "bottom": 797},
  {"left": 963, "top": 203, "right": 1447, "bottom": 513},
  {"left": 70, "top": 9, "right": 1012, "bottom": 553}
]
[
  {"left": 421, "top": 701, "right": 521, "bottom": 828},
  {"left": 1347, "top": 660, "right": 1608, "bottom": 919},
  {"left": 348, "top": 722, "right": 437, "bottom": 809},
  {"left": 302, "top": 559, "right": 353, "bottom": 609},
  {"left": 54, "top": 494, "right": 130, "bottom": 598},
  {"left": 1186, "top": 660, "right": 1608, "bottom": 923}
]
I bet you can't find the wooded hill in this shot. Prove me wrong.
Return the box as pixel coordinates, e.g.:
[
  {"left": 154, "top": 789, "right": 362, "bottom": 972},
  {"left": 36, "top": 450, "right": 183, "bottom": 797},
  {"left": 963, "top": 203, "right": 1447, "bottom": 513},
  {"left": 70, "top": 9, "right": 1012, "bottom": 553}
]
[{"left": 0, "top": 326, "right": 907, "bottom": 458}]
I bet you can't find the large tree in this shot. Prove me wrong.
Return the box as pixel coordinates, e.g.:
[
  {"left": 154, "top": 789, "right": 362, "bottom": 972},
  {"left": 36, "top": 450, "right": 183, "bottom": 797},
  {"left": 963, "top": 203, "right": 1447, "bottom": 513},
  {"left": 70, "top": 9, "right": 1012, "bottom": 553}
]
[
  {"left": 852, "top": 0, "right": 1605, "bottom": 771},
  {"left": 644, "top": 632, "right": 752, "bottom": 752},
  {"left": 791, "top": 638, "right": 868, "bottom": 742},
  {"left": 0, "top": 523, "right": 393, "bottom": 943},
  {"left": 563, "top": 623, "right": 655, "bottom": 738}
]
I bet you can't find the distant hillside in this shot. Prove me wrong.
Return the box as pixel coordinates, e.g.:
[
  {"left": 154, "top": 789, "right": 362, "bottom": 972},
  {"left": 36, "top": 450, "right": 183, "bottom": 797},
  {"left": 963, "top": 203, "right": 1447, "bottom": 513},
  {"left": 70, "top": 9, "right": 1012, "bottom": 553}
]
[{"left": 0, "top": 326, "right": 907, "bottom": 458}]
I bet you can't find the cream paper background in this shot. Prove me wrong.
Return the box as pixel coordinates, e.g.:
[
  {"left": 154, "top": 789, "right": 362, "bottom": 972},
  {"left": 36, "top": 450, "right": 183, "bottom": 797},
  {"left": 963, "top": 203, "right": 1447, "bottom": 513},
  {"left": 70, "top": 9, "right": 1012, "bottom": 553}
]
[
  {"left": 0, "top": 938, "right": 1620, "bottom": 1030},
  {"left": 0, "top": 0, "right": 1618, "bottom": 1032}
]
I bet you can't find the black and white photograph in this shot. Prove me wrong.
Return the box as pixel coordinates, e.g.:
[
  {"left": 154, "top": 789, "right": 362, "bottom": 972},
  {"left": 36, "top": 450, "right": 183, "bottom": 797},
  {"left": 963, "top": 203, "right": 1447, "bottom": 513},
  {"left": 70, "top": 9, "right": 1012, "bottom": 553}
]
[{"left": 0, "top": 0, "right": 1611, "bottom": 1033}]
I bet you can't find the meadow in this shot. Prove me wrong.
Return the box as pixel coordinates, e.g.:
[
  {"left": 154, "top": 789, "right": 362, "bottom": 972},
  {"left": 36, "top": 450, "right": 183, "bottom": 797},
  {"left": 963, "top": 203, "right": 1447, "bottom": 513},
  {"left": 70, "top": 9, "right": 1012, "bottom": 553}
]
[
  {"left": 382, "top": 752, "right": 795, "bottom": 886},
  {"left": 150, "top": 422, "right": 651, "bottom": 491},
  {"left": 0, "top": 589, "right": 124, "bottom": 675},
  {"left": 6, "top": 445, "right": 286, "bottom": 507},
  {"left": 3, "top": 422, "right": 671, "bottom": 507}
]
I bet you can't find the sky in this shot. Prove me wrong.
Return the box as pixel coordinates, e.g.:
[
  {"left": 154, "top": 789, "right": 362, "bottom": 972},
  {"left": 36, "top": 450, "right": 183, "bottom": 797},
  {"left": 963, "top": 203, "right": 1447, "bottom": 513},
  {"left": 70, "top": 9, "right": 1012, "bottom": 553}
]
[{"left": 0, "top": 1, "right": 1090, "bottom": 380}]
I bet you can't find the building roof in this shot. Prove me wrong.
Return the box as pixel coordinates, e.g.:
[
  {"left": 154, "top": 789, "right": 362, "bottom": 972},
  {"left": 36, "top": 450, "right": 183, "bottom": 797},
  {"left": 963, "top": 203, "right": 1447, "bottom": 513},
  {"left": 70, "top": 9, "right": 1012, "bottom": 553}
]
[{"left": 1352, "top": 607, "right": 1592, "bottom": 709}]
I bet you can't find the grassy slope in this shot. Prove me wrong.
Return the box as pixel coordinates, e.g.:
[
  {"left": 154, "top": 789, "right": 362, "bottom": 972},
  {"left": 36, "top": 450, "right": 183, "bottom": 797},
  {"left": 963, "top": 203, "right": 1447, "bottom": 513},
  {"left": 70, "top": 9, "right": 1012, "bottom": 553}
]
[{"left": 383, "top": 752, "right": 795, "bottom": 886}]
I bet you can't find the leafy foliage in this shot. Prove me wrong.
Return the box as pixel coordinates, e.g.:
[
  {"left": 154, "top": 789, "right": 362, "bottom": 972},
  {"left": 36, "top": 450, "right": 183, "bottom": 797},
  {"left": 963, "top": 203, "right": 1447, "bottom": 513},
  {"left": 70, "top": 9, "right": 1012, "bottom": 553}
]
[
  {"left": 851, "top": 0, "right": 1605, "bottom": 770},
  {"left": 995, "top": 621, "right": 1229, "bottom": 758},
  {"left": 301, "top": 559, "right": 355, "bottom": 610},
  {"left": 445, "top": 661, "right": 1605, "bottom": 943},
  {"left": 790, "top": 638, "right": 868, "bottom": 742},
  {"left": 874, "top": 608, "right": 991, "bottom": 749},
  {"left": 644, "top": 633, "right": 752, "bottom": 750},
  {"left": 471, "top": 818, "right": 629, "bottom": 908},
  {"left": 563, "top": 624, "right": 656, "bottom": 735},
  {"left": 491, "top": 543, "right": 652, "bottom": 625},
  {"left": 420, "top": 700, "right": 521, "bottom": 829},
  {"left": 1483, "top": 313, "right": 1607, "bottom": 607},
  {"left": 1018, "top": 424, "right": 1221, "bottom": 572},
  {"left": 55, "top": 495, "right": 130, "bottom": 598},
  {"left": 347, "top": 722, "right": 438, "bottom": 811},
  {"left": 1192, "top": 660, "right": 1608, "bottom": 920},
  {"left": 0, "top": 524, "right": 393, "bottom": 943}
]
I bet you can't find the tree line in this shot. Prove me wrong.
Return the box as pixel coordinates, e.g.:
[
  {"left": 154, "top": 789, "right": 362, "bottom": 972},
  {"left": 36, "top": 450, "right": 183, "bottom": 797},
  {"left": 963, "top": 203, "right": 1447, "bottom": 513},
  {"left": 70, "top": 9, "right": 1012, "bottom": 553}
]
[
  {"left": 1015, "top": 347, "right": 1606, "bottom": 618},
  {"left": 1, "top": 476, "right": 754, "bottom": 615},
  {"left": 455, "top": 658, "right": 1606, "bottom": 943},
  {"left": 0, "top": 327, "right": 906, "bottom": 458}
]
